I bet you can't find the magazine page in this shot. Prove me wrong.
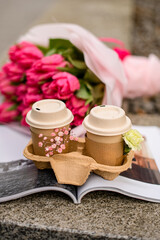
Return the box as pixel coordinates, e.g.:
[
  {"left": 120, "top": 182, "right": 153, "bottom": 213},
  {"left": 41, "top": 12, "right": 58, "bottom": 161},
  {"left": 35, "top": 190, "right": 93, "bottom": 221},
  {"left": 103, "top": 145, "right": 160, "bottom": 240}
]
[
  {"left": 77, "top": 126, "right": 160, "bottom": 203},
  {"left": 0, "top": 125, "right": 78, "bottom": 204}
]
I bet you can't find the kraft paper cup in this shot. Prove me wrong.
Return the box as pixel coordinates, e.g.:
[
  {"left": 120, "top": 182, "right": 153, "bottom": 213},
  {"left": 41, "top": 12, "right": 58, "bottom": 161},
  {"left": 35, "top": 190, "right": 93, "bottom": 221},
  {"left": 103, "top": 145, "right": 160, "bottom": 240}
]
[
  {"left": 83, "top": 105, "right": 132, "bottom": 166},
  {"left": 26, "top": 100, "right": 74, "bottom": 163}
]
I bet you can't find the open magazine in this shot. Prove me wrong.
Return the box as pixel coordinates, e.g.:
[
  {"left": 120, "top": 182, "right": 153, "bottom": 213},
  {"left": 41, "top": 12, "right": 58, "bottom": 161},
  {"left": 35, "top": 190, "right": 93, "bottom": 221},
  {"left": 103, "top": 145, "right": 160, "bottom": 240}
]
[{"left": 0, "top": 125, "right": 160, "bottom": 204}]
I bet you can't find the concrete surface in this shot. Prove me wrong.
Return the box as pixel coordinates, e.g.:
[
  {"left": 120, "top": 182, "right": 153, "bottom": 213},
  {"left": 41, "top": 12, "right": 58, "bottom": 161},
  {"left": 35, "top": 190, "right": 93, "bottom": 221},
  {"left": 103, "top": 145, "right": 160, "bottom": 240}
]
[
  {"left": 0, "top": 0, "right": 133, "bottom": 65},
  {"left": 0, "top": 0, "right": 56, "bottom": 53},
  {"left": 1, "top": 1, "right": 160, "bottom": 239},
  {"left": 1, "top": 115, "right": 160, "bottom": 240}
]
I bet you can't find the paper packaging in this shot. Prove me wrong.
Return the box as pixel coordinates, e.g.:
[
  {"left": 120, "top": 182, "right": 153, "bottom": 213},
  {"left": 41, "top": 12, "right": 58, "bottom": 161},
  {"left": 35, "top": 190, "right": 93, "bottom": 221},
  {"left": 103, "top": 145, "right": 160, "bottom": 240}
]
[
  {"left": 83, "top": 105, "right": 132, "bottom": 166},
  {"left": 24, "top": 138, "right": 134, "bottom": 185},
  {"left": 26, "top": 99, "right": 73, "bottom": 169}
]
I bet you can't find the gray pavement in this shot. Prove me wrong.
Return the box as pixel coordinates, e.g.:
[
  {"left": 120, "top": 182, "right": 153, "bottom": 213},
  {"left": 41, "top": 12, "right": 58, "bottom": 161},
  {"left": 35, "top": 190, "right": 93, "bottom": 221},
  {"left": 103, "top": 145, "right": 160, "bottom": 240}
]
[
  {"left": 0, "top": 0, "right": 57, "bottom": 56},
  {"left": 0, "top": 0, "right": 133, "bottom": 57}
]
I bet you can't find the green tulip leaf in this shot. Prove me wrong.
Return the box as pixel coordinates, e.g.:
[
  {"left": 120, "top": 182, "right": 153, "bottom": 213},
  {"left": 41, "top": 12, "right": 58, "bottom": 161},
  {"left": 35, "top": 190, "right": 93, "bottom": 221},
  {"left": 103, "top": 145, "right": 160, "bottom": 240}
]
[
  {"left": 68, "top": 56, "right": 86, "bottom": 69},
  {"left": 76, "top": 80, "right": 93, "bottom": 101},
  {"left": 84, "top": 69, "right": 102, "bottom": 84},
  {"left": 36, "top": 45, "right": 49, "bottom": 55},
  {"left": 85, "top": 98, "right": 93, "bottom": 105},
  {"left": 91, "top": 83, "right": 105, "bottom": 100},
  {"left": 49, "top": 39, "right": 74, "bottom": 51},
  {"left": 7, "top": 104, "right": 18, "bottom": 111},
  {"left": 57, "top": 66, "right": 82, "bottom": 76},
  {"left": 45, "top": 48, "right": 57, "bottom": 56}
]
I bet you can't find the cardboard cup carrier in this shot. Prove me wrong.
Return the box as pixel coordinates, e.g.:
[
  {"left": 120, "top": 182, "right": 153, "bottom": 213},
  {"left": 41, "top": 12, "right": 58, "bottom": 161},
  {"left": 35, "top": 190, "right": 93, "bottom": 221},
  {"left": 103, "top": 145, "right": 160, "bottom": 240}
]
[
  {"left": 24, "top": 102, "right": 133, "bottom": 184},
  {"left": 83, "top": 105, "right": 132, "bottom": 166},
  {"left": 26, "top": 99, "right": 73, "bottom": 169}
]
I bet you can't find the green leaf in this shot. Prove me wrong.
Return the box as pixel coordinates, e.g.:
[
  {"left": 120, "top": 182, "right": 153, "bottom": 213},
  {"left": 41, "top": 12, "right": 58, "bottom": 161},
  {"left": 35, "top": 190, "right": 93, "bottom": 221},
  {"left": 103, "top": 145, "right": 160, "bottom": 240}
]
[
  {"left": 76, "top": 81, "right": 93, "bottom": 101},
  {"left": 84, "top": 69, "right": 101, "bottom": 84},
  {"left": 36, "top": 45, "right": 48, "bottom": 55},
  {"left": 57, "top": 66, "right": 82, "bottom": 76},
  {"left": 45, "top": 48, "right": 57, "bottom": 56},
  {"left": 124, "top": 143, "right": 131, "bottom": 154},
  {"left": 85, "top": 98, "right": 93, "bottom": 105},
  {"left": 7, "top": 104, "right": 18, "bottom": 111},
  {"left": 61, "top": 48, "right": 74, "bottom": 58},
  {"left": 38, "top": 80, "right": 48, "bottom": 85},
  {"left": 11, "top": 96, "right": 17, "bottom": 101},
  {"left": 91, "top": 83, "right": 105, "bottom": 100},
  {"left": 68, "top": 56, "right": 86, "bottom": 69},
  {"left": 15, "top": 115, "right": 22, "bottom": 121},
  {"left": 49, "top": 39, "right": 73, "bottom": 51}
]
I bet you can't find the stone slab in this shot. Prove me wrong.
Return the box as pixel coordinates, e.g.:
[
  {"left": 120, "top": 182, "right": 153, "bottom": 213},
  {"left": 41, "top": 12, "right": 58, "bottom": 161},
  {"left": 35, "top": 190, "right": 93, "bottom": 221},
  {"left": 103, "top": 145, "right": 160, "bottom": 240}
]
[{"left": 0, "top": 115, "right": 160, "bottom": 239}]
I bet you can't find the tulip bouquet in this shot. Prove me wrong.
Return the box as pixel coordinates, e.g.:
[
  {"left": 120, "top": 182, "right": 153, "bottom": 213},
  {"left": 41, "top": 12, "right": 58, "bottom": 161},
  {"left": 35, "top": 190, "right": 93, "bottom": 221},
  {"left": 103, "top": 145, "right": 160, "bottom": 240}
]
[{"left": 0, "top": 39, "right": 105, "bottom": 126}]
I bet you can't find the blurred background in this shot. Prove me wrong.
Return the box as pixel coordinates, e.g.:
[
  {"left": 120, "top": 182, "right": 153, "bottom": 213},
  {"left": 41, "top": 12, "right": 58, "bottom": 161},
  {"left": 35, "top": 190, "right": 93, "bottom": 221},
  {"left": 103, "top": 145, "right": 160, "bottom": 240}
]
[{"left": 0, "top": 0, "right": 159, "bottom": 120}]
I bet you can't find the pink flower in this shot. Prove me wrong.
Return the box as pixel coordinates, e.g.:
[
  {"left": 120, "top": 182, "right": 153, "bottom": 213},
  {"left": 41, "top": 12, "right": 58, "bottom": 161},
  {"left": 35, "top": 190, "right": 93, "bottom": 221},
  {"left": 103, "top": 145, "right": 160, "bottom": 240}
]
[
  {"left": 39, "top": 134, "right": 43, "bottom": 138},
  {"left": 41, "top": 82, "right": 54, "bottom": 99},
  {"left": 52, "top": 144, "right": 56, "bottom": 149},
  {"left": 113, "top": 47, "right": 131, "bottom": 61},
  {"left": 57, "top": 148, "right": 62, "bottom": 153},
  {"left": 0, "top": 72, "right": 16, "bottom": 97},
  {"left": 51, "top": 132, "right": 56, "bottom": 136},
  {"left": 66, "top": 96, "right": 89, "bottom": 126},
  {"left": 26, "top": 54, "right": 67, "bottom": 86},
  {"left": 16, "top": 84, "right": 27, "bottom": 101},
  {"left": 43, "top": 137, "right": 47, "bottom": 140},
  {"left": 20, "top": 107, "right": 31, "bottom": 126},
  {"left": 42, "top": 72, "right": 80, "bottom": 100},
  {"left": 23, "top": 93, "right": 43, "bottom": 106},
  {"left": 0, "top": 101, "right": 19, "bottom": 123},
  {"left": 60, "top": 144, "right": 65, "bottom": 150},
  {"left": 27, "top": 86, "right": 40, "bottom": 94},
  {"left": 69, "top": 135, "right": 74, "bottom": 141},
  {"left": 58, "top": 131, "right": 64, "bottom": 137},
  {"left": 9, "top": 41, "right": 43, "bottom": 69},
  {"left": 56, "top": 141, "right": 61, "bottom": 146},
  {"left": 72, "top": 115, "right": 85, "bottom": 126},
  {"left": 38, "top": 142, "right": 43, "bottom": 147},
  {"left": 2, "top": 63, "right": 24, "bottom": 83},
  {"left": 49, "top": 151, "right": 53, "bottom": 156},
  {"left": 45, "top": 147, "right": 49, "bottom": 152},
  {"left": 64, "top": 130, "right": 69, "bottom": 135},
  {"left": 55, "top": 136, "right": 60, "bottom": 141}
]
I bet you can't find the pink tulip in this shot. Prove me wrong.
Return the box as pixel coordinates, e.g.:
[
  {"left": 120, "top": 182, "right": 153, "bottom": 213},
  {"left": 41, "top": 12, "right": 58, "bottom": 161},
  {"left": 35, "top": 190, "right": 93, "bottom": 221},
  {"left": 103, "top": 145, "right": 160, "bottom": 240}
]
[
  {"left": 23, "top": 93, "right": 43, "bottom": 106},
  {"left": 27, "top": 86, "right": 40, "bottom": 94},
  {"left": 2, "top": 62, "right": 24, "bottom": 83},
  {"left": 26, "top": 54, "right": 67, "bottom": 86},
  {"left": 16, "top": 84, "right": 27, "bottom": 101},
  {"left": 42, "top": 72, "right": 80, "bottom": 100},
  {"left": 0, "top": 72, "right": 17, "bottom": 98},
  {"left": 9, "top": 41, "right": 43, "bottom": 69},
  {"left": 0, "top": 101, "right": 19, "bottom": 123},
  {"left": 0, "top": 78, "right": 16, "bottom": 98},
  {"left": 20, "top": 107, "right": 31, "bottom": 126},
  {"left": 41, "top": 82, "right": 54, "bottom": 99},
  {"left": 66, "top": 95, "right": 89, "bottom": 126}
]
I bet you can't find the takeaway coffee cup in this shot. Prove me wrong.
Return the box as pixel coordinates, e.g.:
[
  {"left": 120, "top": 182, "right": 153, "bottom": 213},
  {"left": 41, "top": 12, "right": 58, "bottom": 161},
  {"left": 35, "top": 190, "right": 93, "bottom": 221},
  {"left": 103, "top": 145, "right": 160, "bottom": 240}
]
[
  {"left": 83, "top": 105, "right": 132, "bottom": 166},
  {"left": 26, "top": 99, "right": 73, "bottom": 157}
]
